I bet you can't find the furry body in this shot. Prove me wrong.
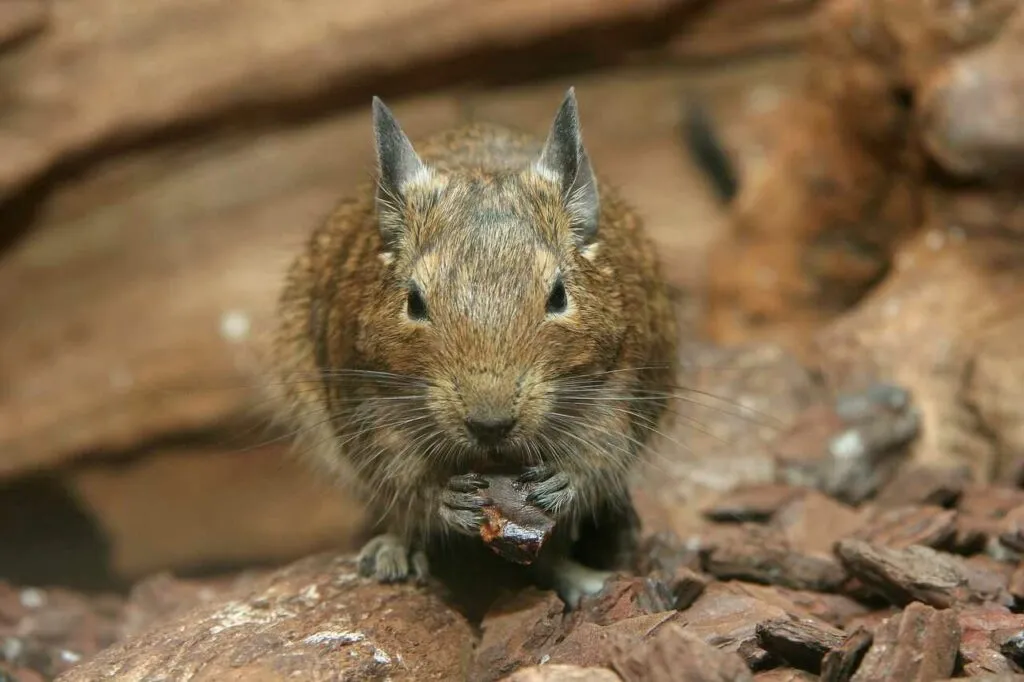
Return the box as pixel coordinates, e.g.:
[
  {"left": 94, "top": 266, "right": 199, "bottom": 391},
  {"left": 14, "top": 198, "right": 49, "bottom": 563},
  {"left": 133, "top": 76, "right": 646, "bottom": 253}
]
[{"left": 267, "top": 90, "right": 678, "bottom": 604}]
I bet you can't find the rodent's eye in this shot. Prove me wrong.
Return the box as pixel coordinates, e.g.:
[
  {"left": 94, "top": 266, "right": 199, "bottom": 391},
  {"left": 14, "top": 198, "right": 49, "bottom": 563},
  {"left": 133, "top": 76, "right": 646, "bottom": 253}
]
[
  {"left": 546, "top": 276, "right": 568, "bottom": 315},
  {"left": 406, "top": 285, "right": 429, "bottom": 321}
]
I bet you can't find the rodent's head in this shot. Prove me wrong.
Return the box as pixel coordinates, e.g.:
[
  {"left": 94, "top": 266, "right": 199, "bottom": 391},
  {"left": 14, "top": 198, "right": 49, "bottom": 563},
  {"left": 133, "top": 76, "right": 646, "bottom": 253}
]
[{"left": 359, "top": 89, "right": 627, "bottom": 467}]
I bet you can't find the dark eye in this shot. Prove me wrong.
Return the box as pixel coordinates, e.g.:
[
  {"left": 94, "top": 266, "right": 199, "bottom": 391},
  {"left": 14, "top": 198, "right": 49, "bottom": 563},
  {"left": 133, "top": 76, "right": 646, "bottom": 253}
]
[
  {"left": 546, "top": 277, "right": 568, "bottom": 315},
  {"left": 406, "top": 286, "right": 429, "bottom": 321}
]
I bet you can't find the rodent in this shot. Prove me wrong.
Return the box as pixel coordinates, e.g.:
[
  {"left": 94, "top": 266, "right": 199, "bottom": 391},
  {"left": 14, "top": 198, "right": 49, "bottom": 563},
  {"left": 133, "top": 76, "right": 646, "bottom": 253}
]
[{"left": 265, "top": 88, "right": 678, "bottom": 606}]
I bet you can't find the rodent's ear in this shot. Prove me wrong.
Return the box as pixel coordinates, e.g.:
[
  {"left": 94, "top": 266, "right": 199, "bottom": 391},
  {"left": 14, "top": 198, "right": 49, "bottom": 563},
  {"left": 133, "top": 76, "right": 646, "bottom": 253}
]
[
  {"left": 536, "top": 87, "right": 600, "bottom": 246},
  {"left": 372, "top": 96, "right": 427, "bottom": 248}
]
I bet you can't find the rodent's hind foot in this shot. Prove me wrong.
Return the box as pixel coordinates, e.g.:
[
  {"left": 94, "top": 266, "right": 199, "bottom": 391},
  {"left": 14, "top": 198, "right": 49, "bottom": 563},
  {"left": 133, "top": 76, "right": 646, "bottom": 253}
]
[
  {"left": 356, "top": 533, "right": 429, "bottom": 584},
  {"left": 548, "top": 558, "right": 611, "bottom": 609}
]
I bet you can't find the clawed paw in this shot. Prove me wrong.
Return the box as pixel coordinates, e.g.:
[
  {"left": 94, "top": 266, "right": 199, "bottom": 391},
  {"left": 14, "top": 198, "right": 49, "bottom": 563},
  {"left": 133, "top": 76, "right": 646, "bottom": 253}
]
[
  {"left": 357, "top": 534, "right": 429, "bottom": 584},
  {"left": 439, "top": 473, "right": 490, "bottom": 535},
  {"left": 519, "top": 464, "right": 575, "bottom": 516}
]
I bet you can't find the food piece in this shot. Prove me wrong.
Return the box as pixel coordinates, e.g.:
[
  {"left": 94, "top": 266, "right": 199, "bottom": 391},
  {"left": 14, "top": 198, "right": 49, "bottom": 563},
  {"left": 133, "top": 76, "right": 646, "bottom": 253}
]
[{"left": 478, "top": 474, "right": 556, "bottom": 565}]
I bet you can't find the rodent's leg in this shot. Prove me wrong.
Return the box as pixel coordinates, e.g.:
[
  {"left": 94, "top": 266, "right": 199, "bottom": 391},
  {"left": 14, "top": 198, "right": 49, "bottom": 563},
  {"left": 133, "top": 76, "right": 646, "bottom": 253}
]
[
  {"left": 438, "top": 473, "right": 490, "bottom": 535},
  {"left": 543, "top": 557, "right": 612, "bottom": 608},
  {"left": 356, "top": 533, "right": 430, "bottom": 584},
  {"left": 518, "top": 464, "right": 575, "bottom": 517}
]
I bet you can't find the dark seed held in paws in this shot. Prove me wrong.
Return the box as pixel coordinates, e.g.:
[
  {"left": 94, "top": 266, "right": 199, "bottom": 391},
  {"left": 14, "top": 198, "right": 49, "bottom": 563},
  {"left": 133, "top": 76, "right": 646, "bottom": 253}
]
[{"left": 478, "top": 474, "right": 556, "bottom": 565}]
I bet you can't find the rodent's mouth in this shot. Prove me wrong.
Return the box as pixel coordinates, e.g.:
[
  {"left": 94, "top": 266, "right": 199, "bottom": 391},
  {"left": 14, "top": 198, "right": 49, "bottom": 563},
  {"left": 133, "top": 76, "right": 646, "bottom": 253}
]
[{"left": 451, "top": 441, "right": 542, "bottom": 475}]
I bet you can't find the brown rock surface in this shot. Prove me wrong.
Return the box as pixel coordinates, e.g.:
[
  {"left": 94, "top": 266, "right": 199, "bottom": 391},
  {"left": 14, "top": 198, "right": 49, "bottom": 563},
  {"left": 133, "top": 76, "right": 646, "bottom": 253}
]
[
  {"left": 850, "top": 602, "right": 961, "bottom": 682},
  {"left": 701, "top": 97, "right": 920, "bottom": 351},
  {"left": 820, "top": 627, "right": 873, "bottom": 682},
  {"left": 612, "top": 623, "right": 754, "bottom": 682},
  {"left": 703, "top": 483, "right": 807, "bottom": 523},
  {"left": 703, "top": 524, "right": 847, "bottom": 592},
  {"left": 755, "top": 617, "right": 846, "bottom": 674},
  {"left": 502, "top": 666, "right": 623, "bottom": 682},
  {"left": 633, "top": 341, "right": 823, "bottom": 544},
  {"left": 771, "top": 384, "right": 920, "bottom": 504},
  {"left": 0, "top": 0, "right": 47, "bottom": 50},
  {"left": 958, "top": 605, "right": 1024, "bottom": 676},
  {"left": 849, "top": 505, "right": 957, "bottom": 550},
  {"left": 834, "top": 539, "right": 1009, "bottom": 608},
  {"left": 55, "top": 553, "right": 476, "bottom": 682},
  {"left": 472, "top": 589, "right": 569, "bottom": 681},
  {"left": 545, "top": 612, "right": 680, "bottom": 670},
  {"left": 919, "top": 6, "right": 1024, "bottom": 180},
  {"left": 0, "top": 0, "right": 711, "bottom": 202},
  {"left": 66, "top": 442, "right": 365, "bottom": 579},
  {"left": 872, "top": 463, "right": 970, "bottom": 508},
  {"left": 813, "top": 225, "right": 1024, "bottom": 484}
]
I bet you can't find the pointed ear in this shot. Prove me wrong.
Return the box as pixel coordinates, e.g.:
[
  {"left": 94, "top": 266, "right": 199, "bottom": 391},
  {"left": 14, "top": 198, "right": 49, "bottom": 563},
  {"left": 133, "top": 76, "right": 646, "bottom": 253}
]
[
  {"left": 536, "top": 88, "right": 600, "bottom": 245},
  {"left": 372, "top": 96, "right": 427, "bottom": 247}
]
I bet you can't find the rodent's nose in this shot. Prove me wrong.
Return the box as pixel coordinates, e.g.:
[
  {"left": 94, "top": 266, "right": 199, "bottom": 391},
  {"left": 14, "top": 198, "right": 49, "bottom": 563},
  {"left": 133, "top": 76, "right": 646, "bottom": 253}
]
[{"left": 464, "top": 416, "right": 517, "bottom": 446}]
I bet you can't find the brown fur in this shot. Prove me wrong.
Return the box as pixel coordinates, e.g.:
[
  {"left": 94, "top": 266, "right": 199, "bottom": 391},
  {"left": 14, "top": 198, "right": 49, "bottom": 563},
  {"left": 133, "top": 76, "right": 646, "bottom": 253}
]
[{"left": 266, "top": 106, "right": 677, "bottom": 556}]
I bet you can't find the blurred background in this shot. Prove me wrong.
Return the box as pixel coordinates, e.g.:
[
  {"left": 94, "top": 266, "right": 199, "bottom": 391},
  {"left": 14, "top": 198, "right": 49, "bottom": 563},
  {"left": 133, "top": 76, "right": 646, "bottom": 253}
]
[{"left": 3, "top": 0, "right": 1024, "bottom": 676}]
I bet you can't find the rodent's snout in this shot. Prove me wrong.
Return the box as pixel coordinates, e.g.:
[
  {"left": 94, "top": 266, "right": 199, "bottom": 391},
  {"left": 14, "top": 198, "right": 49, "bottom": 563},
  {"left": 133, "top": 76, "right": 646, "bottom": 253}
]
[
  {"left": 464, "top": 415, "right": 517, "bottom": 447},
  {"left": 456, "top": 373, "right": 521, "bottom": 448}
]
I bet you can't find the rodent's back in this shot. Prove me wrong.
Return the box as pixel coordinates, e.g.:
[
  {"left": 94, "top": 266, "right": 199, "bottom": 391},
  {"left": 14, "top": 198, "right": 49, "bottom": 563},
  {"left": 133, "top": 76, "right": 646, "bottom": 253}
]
[{"left": 268, "top": 103, "right": 678, "bottom": 536}]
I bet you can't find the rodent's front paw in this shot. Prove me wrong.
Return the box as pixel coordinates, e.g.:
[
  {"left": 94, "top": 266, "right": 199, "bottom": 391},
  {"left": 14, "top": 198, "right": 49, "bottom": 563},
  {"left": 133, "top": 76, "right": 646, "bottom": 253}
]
[
  {"left": 357, "top": 533, "right": 429, "bottom": 584},
  {"left": 519, "top": 464, "right": 575, "bottom": 517},
  {"left": 439, "top": 473, "right": 490, "bottom": 535}
]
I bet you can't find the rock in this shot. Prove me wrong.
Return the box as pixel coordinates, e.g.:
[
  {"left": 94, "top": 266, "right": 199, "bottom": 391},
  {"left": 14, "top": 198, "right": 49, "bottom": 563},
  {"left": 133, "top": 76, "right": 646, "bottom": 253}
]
[
  {"left": 919, "top": 7, "right": 1024, "bottom": 180},
  {"left": 1001, "top": 631, "right": 1024, "bottom": 669},
  {"left": 835, "top": 539, "right": 1009, "bottom": 608},
  {"left": 851, "top": 602, "right": 961, "bottom": 682},
  {"left": 0, "top": 664, "right": 45, "bottom": 682},
  {"left": 820, "top": 627, "right": 873, "bottom": 682},
  {"left": 55, "top": 553, "right": 476, "bottom": 681},
  {"left": 872, "top": 463, "right": 969, "bottom": 508},
  {"left": 772, "top": 383, "right": 921, "bottom": 504},
  {"left": 770, "top": 490, "right": 862, "bottom": 554},
  {"left": 633, "top": 341, "right": 822, "bottom": 544},
  {"left": 703, "top": 524, "right": 847, "bottom": 592},
  {"left": 738, "top": 638, "right": 778, "bottom": 671},
  {"left": 0, "top": 0, "right": 705, "bottom": 202},
  {"left": 611, "top": 623, "right": 754, "bottom": 682},
  {"left": 665, "top": 566, "right": 710, "bottom": 611},
  {"left": 808, "top": 0, "right": 1018, "bottom": 154},
  {"left": 813, "top": 224, "right": 1024, "bottom": 484},
  {"left": 501, "top": 665, "right": 622, "bottom": 682},
  {"left": 116, "top": 572, "right": 246, "bottom": 641},
  {"left": 754, "top": 671, "right": 818, "bottom": 682},
  {"left": 664, "top": 0, "right": 822, "bottom": 62},
  {"left": 573, "top": 577, "right": 674, "bottom": 626},
  {"left": 701, "top": 97, "right": 920, "bottom": 352},
  {"left": 633, "top": 532, "right": 703, "bottom": 579},
  {"left": 0, "top": 583, "right": 123, "bottom": 679},
  {"left": 957, "top": 605, "right": 1024, "bottom": 676},
  {"left": 65, "top": 442, "right": 366, "bottom": 579},
  {"left": 545, "top": 613, "right": 679, "bottom": 670},
  {"left": 956, "top": 486, "right": 1024, "bottom": 556},
  {"left": 674, "top": 582, "right": 791, "bottom": 658},
  {"left": 1009, "top": 564, "right": 1024, "bottom": 605},
  {"left": 754, "top": 617, "right": 846, "bottom": 674},
  {"left": 0, "top": 0, "right": 47, "bottom": 50},
  {"left": 849, "top": 505, "right": 957, "bottom": 550},
  {"left": 472, "top": 589, "right": 568, "bottom": 682},
  {"left": 998, "top": 505, "right": 1024, "bottom": 553},
  {"left": 703, "top": 484, "right": 807, "bottom": 523},
  {"left": 730, "top": 583, "right": 871, "bottom": 629}
]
